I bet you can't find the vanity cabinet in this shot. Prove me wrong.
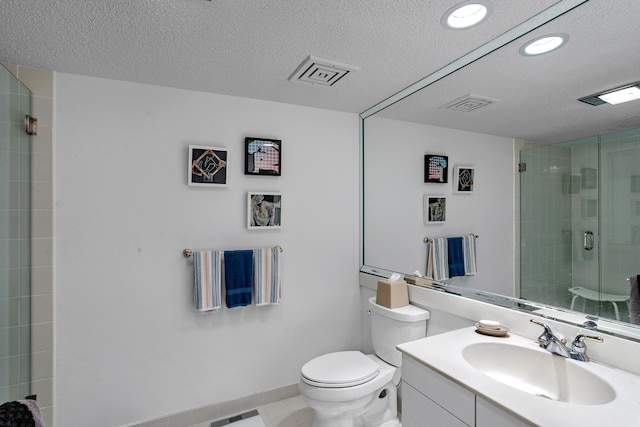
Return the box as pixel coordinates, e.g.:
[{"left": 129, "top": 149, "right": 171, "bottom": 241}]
[
  {"left": 476, "top": 397, "right": 529, "bottom": 427},
  {"left": 402, "top": 355, "right": 530, "bottom": 427}
]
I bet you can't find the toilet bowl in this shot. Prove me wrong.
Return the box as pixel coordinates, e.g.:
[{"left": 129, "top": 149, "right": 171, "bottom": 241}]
[
  {"left": 299, "top": 298, "right": 430, "bottom": 427},
  {"left": 300, "top": 352, "right": 399, "bottom": 427}
]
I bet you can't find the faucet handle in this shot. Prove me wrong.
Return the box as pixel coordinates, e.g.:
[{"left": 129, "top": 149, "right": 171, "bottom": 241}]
[
  {"left": 530, "top": 318, "right": 554, "bottom": 345},
  {"left": 572, "top": 334, "right": 604, "bottom": 346},
  {"left": 570, "top": 334, "right": 603, "bottom": 362},
  {"left": 530, "top": 318, "right": 549, "bottom": 330}
]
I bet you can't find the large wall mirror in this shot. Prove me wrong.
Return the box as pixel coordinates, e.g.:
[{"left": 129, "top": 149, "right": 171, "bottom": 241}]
[{"left": 361, "top": 0, "right": 640, "bottom": 340}]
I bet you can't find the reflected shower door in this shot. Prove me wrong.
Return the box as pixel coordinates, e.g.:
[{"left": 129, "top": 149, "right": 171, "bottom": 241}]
[
  {"left": 599, "top": 130, "right": 640, "bottom": 321},
  {"left": 520, "top": 128, "right": 640, "bottom": 323},
  {"left": 519, "top": 136, "right": 599, "bottom": 312}
]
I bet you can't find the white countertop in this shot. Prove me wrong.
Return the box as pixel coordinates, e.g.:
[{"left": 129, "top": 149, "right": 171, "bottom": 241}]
[{"left": 397, "top": 327, "right": 640, "bottom": 426}]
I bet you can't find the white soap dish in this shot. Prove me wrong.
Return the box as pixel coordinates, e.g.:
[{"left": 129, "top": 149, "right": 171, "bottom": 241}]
[{"left": 475, "top": 322, "right": 510, "bottom": 337}]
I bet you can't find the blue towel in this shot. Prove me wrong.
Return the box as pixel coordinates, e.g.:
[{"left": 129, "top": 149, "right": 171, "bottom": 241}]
[
  {"left": 224, "top": 250, "right": 253, "bottom": 308},
  {"left": 630, "top": 275, "right": 640, "bottom": 325},
  {"left": 447, "top": 237, "right": 465, "bottom": 278}
]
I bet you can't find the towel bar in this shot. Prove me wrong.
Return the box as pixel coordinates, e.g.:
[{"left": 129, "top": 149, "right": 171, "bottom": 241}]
[
  {"left": 183, "top": 246, "right": 283, "bottom": 258},
  {"left": 424, "top": 234, "right": 479, "bottom": 243}
]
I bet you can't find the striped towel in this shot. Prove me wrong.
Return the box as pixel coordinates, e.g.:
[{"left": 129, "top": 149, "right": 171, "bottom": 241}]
[
  {"left": 427, "top": 238, "right": 449, "bottom": 281},
  {"left": 254, "top": 247, "right": 282, "bottom": 305},
  {"left": 463, "top": 234, "right": 477, "bottom": 275},
  {"left": 193, "top": 251, "right": 222, "bottom": 312}
]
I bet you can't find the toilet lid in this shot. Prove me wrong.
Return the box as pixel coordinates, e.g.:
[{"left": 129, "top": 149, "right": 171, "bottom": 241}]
[{"left": 301, "top": 351, "right": 379, "bottom": 388}]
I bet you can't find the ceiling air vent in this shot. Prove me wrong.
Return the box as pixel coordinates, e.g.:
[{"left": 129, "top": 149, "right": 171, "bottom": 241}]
[
  {"left": 288, "top": 55, "right": 359, "bottom": 87},
  {"left": 440, "top": 94, "right": 499, "bottom": 112}
]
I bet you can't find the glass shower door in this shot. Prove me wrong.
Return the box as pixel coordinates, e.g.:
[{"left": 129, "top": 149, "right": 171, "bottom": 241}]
[
  {"left": 0, "top": 65, "right": 32, "bottom": 401},
  {"left": 519, "top": 136, "right": 600, "bottom": 311},
  {"left": 599, "top": 129, "right": 640, "bottom": 321},
  {"left": 520, "top": 128, "right": 640, "bottom": 323}
]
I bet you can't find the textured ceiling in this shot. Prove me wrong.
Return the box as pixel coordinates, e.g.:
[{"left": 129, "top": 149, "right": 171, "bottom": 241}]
[{"left": 0, "top": 0, "right": 637, "bottom": 143}]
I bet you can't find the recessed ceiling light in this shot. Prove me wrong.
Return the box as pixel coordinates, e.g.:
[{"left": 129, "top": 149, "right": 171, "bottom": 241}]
[
  {"left": 441, "top": 1, "right": 493, "bottom": 30},
  {"left": 520, "top": 33, "right": 569, "bottom": 56}
]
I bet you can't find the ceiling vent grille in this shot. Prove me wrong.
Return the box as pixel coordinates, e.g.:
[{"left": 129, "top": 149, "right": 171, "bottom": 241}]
[
  {"left": 440, "top": 94, "right": 499, "bottom": 112},
  {"left": 289, "top": 55, "right": 359, "bottom": 87}
]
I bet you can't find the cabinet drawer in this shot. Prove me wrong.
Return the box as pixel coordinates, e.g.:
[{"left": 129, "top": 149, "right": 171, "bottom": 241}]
[
  {"left": 476, "top": 396, "right": 532, "bottom": 427},
  {"left": 402, "top": 382, "right": 470, "bottom": 427},
  {"left": 402, "top": 355, "right": 475, "bottom": 426}
]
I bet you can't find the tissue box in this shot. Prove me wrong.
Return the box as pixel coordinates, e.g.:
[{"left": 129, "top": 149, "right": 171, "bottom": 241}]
[{"left": 376, "top": 280, "right": 409, "bottom": 309}]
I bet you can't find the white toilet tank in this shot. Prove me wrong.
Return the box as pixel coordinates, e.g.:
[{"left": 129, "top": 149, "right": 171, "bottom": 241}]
[{"left": 368, "top": 297, "right": 429, "bottom": 367}]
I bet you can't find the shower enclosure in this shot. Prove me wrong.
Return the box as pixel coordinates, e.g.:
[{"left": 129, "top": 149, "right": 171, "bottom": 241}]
[
  {"left": 0, "top": 65, "right": 32, "bottom": 401},
  {"left": 520, "top": 128, "right": 640, "bottom": 323}
]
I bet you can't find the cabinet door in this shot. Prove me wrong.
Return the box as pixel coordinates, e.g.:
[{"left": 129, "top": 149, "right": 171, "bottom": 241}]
[
  {"left": 402, "top": 382, "right": 470, "bottom": 427},
  {"left": 476, "top": 396, "right": 531, "bottom": 427},
  {"left": 402, "top": 356, "right": 475, "bottom": 426}
]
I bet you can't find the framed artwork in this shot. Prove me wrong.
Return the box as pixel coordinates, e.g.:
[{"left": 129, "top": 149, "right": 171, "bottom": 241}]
[
  {"left": 581, "top": 167, "right": 597, "bottom": 189},
  {"left": 248, "top": 192, "right": 282, "bottom": 229},
  {"left": 423, "top": 195, "right": 446, "bottom": 224},
  {"left": 188, "top": 145, "right": 228, "bottom": 187},
  {"left": 245, "top": 137, "right": 282, "bottom": 176},
  {"left": 454, "top": 166, "right": 475, "bottom": 193},
  {"left": 424, "top": 154, "right": 449, "bottom": 183}
]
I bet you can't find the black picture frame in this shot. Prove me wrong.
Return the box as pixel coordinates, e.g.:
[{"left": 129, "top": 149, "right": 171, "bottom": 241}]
[
  {"left": 424, "top": 154, "right": 449, "bottom": 183},
  {"left": 244, "top": 137, "right": 281, "bottom": 176}
]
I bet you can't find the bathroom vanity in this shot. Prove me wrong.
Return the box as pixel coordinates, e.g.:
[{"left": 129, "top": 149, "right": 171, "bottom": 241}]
[{"left": 397, "top": 327, "right": 640, "bottom": 426}]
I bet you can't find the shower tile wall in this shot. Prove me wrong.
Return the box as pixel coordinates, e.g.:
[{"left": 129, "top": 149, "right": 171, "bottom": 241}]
[
  {"left": 569, "top": 144, "right": 599, "bottom": 292},
  {"left": 1, "top": 64, "right": 54, "bottom": 427},
  {"left": 520, "top": 144, "right": 573, "bottom": 306},
  {"left": 0, "top": 65, "right": 32, "bottom": 403}
]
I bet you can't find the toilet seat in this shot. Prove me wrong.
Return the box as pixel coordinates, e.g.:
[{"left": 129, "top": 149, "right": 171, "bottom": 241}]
[{"left": 301, "top": 351, "right": 379, "bottom": 388}]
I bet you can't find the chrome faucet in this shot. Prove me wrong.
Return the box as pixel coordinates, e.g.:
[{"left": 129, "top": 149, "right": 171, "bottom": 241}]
[{"left": 530, "top": 319, "right": 603, "bottom": 362}]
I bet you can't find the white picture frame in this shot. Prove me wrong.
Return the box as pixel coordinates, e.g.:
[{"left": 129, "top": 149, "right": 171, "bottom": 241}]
[
  {"left": 423, "top": 195, "right": 446, "bottom": 224},
  {"left": 247, "top": 192, "right": 282, "bottom": 229},
  {"left": 454, "top": 166, "right": 475, "bottom": 193},
  {"left": 188, "top": 145, "right": 229, "bottom": 187}
]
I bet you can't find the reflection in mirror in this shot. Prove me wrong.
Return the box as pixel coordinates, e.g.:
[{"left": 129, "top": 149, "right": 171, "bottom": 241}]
[
  {"left": 361, "top": 0, "right": 640, "bottom": 339},
  {"left": 520, "top": 129, "right": 640, "bottom": 325}
]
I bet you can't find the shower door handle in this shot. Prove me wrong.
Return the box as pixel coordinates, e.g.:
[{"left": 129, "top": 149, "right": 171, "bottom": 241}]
[{"left": 584, "top": 231, "right": 594, "bottom": 251}]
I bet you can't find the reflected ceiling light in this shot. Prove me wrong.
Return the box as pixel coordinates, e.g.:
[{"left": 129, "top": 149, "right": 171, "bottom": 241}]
[
  {"left": 598, "top": 86, "right": 640, "bottom": 105},
  {"left": 519, "top": 33, "right": 569, "bottom": 56},
  {"left": 441, "top": 1, "right": 493, "bottom": 30},
  {"left": 578, "top": 82, "right": 640, "bottom": 106}
]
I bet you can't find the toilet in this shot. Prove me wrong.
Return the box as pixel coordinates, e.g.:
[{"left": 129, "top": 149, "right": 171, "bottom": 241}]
[{"left": 299, "top": 297, "right": 430, "bottom": 427}]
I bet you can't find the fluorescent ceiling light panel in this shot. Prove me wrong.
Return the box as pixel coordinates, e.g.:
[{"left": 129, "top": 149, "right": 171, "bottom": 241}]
[
  {"left": 598, "top": 86, "right": 640, "bottom": 105},
  {"left": 442, "top": 1, "right": 493, "bottom": 29},
  {"left": 578, "top": 82, "right": 640, "bottom": 106}
]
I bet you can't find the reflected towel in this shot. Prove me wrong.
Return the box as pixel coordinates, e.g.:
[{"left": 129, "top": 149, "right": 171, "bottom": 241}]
[
  {"left": 463, "top": 234, "right": 477, "bottom": 275},
  {"left": 427, "top": 238, "right": 449, "bottom": 281},
  {"left": 0, "top": 399, "right": 44, "bottom": 427},
  {"left": 448, "top": 237, "right": 465, "bottom": 278},
  {"left": 254, "top": 247, "right": 281, "bottom": 305},
  {"left": 224, "top": 250, "right": 254, "bottom": 308},
  {"left": 630, "top": 275, "right": 640, "bottom": 325},
  {"left": 193, "top": 251, "right": 222, "bottom": 312}
]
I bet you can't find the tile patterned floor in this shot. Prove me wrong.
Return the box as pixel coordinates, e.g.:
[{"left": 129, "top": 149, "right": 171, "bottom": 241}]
[{"left": 256, "top": 395, "right": 313, "bottom": 427}]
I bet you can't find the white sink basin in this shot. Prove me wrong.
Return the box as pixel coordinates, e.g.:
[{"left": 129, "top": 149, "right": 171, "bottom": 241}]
[{"left": 462, "top": 342, "right": 616, "bottom": 405}]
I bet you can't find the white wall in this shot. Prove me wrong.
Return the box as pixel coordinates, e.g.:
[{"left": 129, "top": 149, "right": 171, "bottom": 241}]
[
  {"left": 54, "top": 74, "right": 361, "bottom": 427},
  {"left": 364, "top": 116, "right": 515, "bottom": 296}
]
